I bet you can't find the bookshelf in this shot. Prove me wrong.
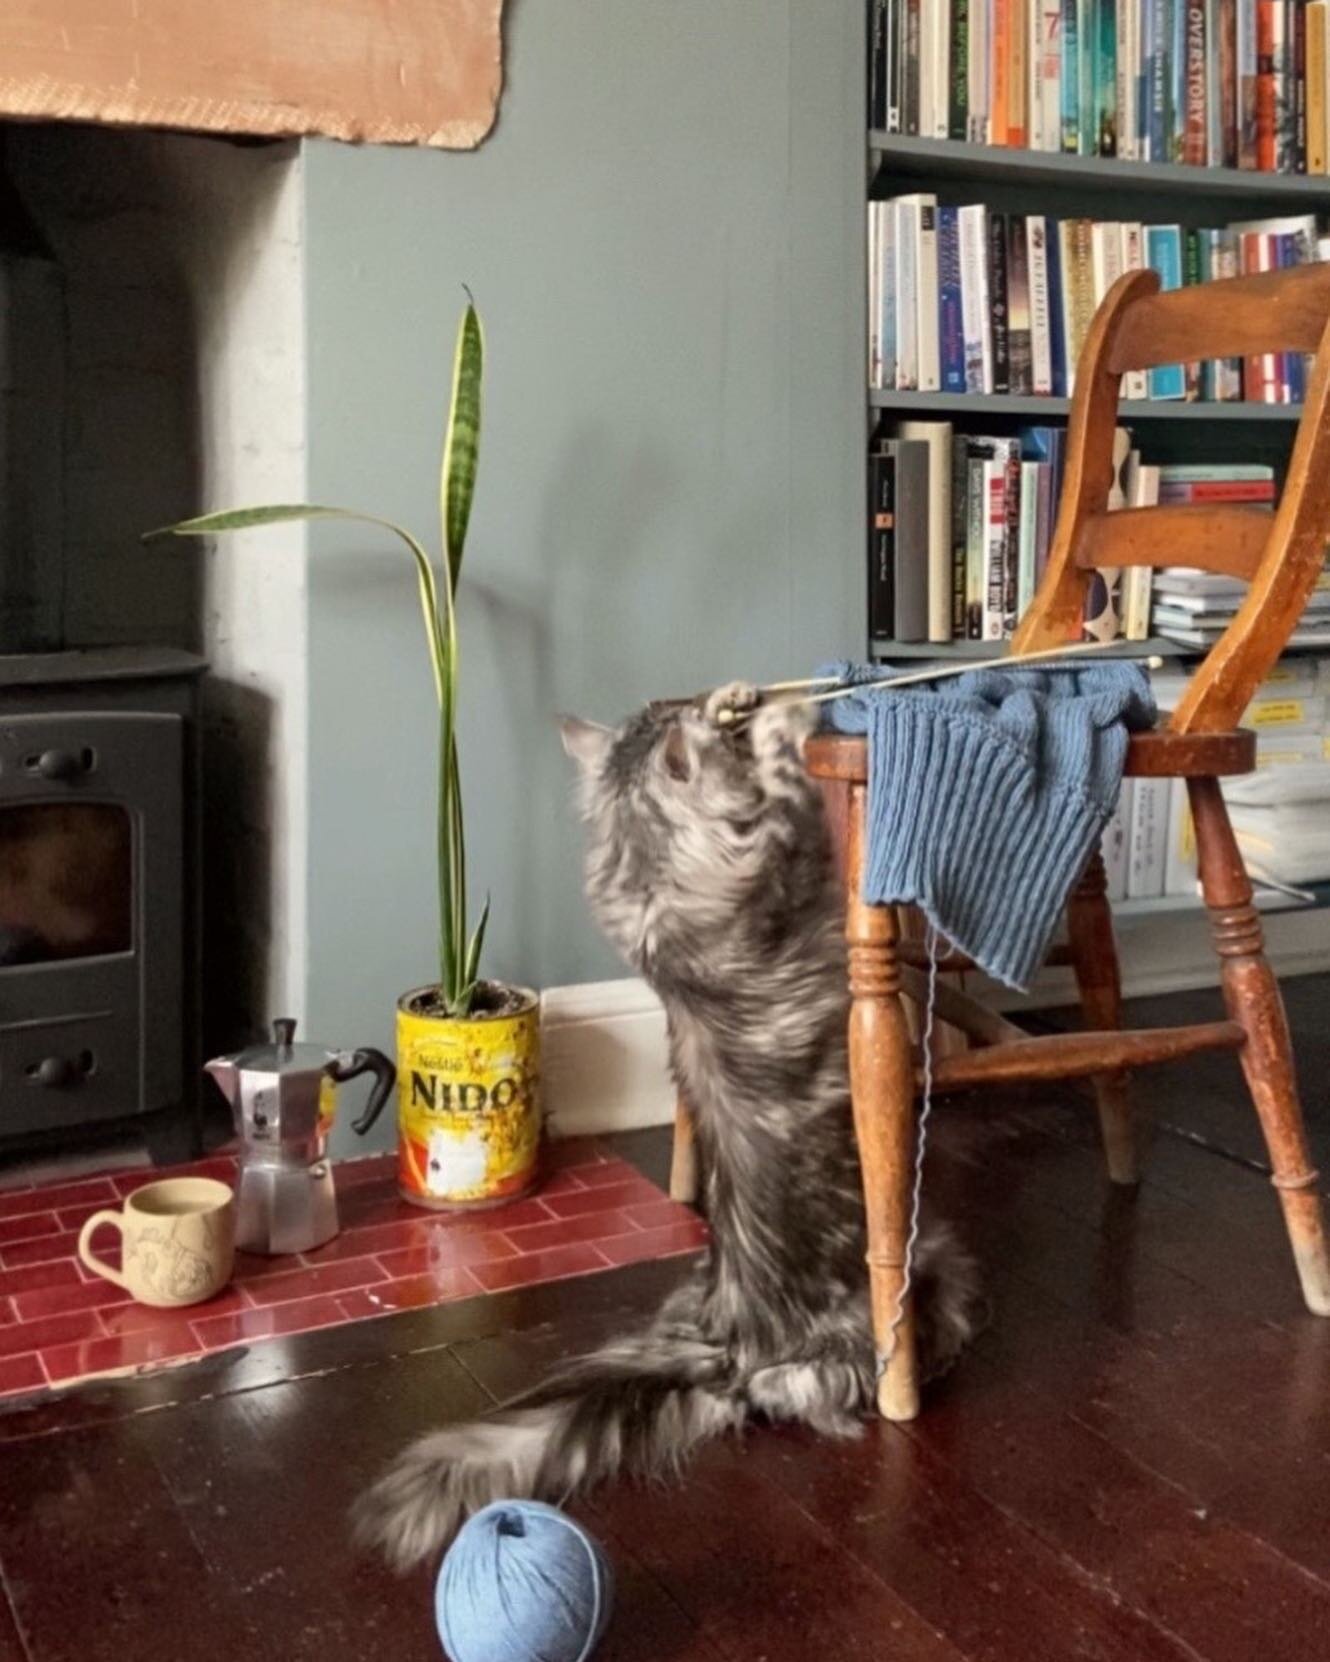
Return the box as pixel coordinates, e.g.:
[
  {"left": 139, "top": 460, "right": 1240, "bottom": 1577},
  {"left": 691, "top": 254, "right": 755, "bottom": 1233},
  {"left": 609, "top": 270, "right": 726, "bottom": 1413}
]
[{"left": 864, "top": 122, "right": 1330, "bottom": 666}]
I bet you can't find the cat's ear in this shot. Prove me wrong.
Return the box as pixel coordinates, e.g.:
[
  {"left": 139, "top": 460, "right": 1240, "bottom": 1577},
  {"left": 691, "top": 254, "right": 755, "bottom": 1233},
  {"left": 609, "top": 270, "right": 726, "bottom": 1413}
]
[
  {"left": 662, "top": 719, "right": 692, "bottom": 782},
  {"left": 559, "top": 716, "right": 613, "bottom": 773}
]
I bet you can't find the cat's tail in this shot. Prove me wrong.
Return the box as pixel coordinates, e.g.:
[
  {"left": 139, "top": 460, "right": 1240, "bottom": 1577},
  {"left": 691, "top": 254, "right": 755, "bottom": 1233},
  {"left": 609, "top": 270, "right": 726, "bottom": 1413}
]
[{"left": 352, "top": 1328, "right": 742, "bottom": 1572}]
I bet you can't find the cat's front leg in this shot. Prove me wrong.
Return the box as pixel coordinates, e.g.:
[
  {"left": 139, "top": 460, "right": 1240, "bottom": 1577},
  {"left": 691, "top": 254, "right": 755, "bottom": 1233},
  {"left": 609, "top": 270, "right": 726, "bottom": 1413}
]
[{"left": 703, "top": 681, "right": 761, "bottom": 728}]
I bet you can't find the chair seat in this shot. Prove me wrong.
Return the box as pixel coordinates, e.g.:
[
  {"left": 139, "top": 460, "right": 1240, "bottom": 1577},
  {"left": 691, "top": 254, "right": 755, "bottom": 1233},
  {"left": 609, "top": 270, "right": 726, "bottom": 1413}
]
[{"left": 804, "top": 726, "right": 1256, "bottom": 783}]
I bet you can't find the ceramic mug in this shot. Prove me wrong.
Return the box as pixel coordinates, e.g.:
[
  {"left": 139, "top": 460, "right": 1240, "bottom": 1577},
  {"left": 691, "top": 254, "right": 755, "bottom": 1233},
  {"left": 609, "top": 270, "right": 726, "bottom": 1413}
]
[{"left": 78, "top": 1176, "right": 236, "bottom": 1307}]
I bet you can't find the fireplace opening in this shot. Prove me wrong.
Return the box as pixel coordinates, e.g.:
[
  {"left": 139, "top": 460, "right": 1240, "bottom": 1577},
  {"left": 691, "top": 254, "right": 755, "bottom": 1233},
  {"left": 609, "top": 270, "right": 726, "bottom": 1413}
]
[{"left": 0, "top": 122, "right": 306, "bottom": 1169}]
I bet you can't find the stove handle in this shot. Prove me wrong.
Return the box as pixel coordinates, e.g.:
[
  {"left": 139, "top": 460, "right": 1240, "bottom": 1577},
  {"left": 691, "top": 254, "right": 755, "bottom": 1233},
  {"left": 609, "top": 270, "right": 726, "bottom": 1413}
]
[{"left": 37, "top": 748, "right": 89, "bottom": 782}]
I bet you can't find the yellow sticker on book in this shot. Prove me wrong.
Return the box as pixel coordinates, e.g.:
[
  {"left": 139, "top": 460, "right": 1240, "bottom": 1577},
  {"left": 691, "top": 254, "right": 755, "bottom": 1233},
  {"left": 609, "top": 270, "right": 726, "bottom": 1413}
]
[{"left": 1248, "top": 699, "right": 1309, "bottom": 728}]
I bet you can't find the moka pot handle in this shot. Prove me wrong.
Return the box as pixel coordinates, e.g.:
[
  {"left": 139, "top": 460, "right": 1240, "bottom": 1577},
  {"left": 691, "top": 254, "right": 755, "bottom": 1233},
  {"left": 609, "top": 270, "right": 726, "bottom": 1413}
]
[{"left": 329, "top": 1047, "right": 397, "bottom": 1136}]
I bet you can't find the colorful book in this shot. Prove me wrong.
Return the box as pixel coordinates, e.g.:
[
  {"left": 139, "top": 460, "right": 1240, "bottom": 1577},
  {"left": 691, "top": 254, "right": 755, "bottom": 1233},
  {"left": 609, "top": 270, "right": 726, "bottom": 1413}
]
[
  {"left": 949, "top": 0, "right": 971, "bottom": 138},
  {"left": 1007, "top": 214, "right": 1034, "bottom": 394},
  {"left": 990, "top": 211, "right": 1012, "bottom": 393},
  {"left": 867, "top": 447, "right": 896, "bottom": 640},
  {"left": 1145, "top": 224, "right": 1187, "bottom": 398},
  {"left": 1027, "top": 215, "right": 1055, "bottom": 394},
  {"left": 894, "top": 420, "right": 956, "bottom": 642},
  {"left": 937, "top": 204, "right": 966, "bottom": 392},
  {"left": 959, "top": 203, "right": 993, "bottom": 392}
]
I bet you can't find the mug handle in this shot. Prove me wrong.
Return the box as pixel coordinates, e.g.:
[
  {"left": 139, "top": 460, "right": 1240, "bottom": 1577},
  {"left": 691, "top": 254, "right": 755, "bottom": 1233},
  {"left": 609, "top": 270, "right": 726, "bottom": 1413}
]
[{"left": 78, "top": 1210, "right": 130, "bottom": 1290}]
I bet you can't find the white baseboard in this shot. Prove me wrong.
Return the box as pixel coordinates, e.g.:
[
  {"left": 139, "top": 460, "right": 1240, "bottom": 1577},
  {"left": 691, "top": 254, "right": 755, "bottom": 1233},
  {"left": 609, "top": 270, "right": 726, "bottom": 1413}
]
[
  {"left": 538, "top": 910, "right": 1330, "bottom": 1138},
  {"left": 540, "top": 979, "right": 675, "bottom": 1138}
]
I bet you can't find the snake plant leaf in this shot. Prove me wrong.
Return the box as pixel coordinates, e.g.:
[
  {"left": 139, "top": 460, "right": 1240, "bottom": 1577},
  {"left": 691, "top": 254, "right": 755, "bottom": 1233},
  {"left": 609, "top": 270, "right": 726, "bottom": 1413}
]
[
  {"left": 147, "top": 503, "right": 451, "bottom": 711},
  {"left": 441, "top": 298, "right": 484, "bottom": 593}
]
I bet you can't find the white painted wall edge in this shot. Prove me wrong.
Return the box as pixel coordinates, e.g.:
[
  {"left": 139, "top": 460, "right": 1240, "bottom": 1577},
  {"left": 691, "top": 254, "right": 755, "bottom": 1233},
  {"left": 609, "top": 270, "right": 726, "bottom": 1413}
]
[{"left": 539, "top": 918, "right": 1330, "bottom": 1138}]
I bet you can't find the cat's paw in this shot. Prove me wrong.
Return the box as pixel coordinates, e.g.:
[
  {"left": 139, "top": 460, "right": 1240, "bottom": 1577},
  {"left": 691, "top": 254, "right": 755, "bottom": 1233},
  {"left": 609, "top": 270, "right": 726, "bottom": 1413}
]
[{"left": 704, "top": 681, "right": 761, "bottom": 729}]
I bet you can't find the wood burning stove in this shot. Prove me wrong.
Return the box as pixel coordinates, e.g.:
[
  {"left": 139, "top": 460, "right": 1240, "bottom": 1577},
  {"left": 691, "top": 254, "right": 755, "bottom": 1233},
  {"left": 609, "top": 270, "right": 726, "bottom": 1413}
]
[{"left": 0, "top": 647, "right": 205, "bottom": 1163}]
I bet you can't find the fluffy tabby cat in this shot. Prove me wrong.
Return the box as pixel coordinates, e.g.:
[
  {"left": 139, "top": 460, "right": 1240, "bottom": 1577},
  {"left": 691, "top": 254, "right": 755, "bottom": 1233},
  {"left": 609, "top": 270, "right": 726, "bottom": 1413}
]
[{"left": 354, "top": 683, "right": 978, "bottom": 1571}]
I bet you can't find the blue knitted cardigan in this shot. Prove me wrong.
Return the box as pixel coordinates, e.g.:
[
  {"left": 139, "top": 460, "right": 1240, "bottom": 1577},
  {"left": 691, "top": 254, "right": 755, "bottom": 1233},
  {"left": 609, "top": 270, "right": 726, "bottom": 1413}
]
[{"left": 820, "top": 662, "right": 1157, "bottom": 990}]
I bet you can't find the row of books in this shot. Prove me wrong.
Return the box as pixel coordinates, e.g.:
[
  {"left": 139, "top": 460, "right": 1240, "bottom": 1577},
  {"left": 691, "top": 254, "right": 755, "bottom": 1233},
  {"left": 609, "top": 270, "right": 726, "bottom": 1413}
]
[
  {"left": 1103, "top": 658, "right": 1330, "bottom": 896},
  {"left": 869, "top": 425, "right": 1290, "bottom": 644},
  {"left": 869, "top": 0, "right": 1330, "bottom": 174},
  {"left": 1149, "top": 556, "right": 1330, "bottom": 648},
  {"left": 868, "top": 198, "right": 1325, "bottom": 400}
]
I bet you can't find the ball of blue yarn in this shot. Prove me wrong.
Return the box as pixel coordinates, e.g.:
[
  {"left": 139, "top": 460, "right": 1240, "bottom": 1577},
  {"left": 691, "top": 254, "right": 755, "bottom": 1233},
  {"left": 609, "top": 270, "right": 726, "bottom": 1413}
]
[{"left": 435, "top": 1500, "right": 615, "bottom": 1662}]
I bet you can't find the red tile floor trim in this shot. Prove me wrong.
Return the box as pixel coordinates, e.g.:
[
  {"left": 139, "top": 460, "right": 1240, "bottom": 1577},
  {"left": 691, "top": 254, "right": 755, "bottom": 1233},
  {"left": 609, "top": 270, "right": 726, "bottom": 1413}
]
[{"left": 0, "top": 1137, "right": 707, "bottom": 1401}]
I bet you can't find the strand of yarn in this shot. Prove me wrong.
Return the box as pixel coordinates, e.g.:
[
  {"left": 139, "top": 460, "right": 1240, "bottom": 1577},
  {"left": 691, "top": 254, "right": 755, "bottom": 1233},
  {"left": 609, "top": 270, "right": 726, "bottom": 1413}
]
[{"left": 878, "top": 921, "right": 939, "bottom": 1380}]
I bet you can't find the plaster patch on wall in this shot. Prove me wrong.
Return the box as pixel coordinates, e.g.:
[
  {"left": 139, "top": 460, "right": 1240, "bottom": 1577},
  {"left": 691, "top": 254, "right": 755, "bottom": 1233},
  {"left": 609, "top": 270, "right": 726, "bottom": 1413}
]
[{"left": 0, "top": 0, "right": 504, "bottom": 149}]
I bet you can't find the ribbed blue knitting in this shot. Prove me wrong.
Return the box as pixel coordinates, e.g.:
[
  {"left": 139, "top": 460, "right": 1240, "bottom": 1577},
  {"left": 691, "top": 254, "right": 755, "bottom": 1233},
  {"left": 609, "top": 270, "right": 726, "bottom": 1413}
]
[{"left": 819, "top": 662, "right": 1157, "bottom": 991}]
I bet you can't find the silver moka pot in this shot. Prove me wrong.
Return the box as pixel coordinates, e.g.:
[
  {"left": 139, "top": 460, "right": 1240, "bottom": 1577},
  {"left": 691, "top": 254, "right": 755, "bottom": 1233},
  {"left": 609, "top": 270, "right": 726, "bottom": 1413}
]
[{"left": 205, "top": 1018, "right": 395, "bottom": 1255}]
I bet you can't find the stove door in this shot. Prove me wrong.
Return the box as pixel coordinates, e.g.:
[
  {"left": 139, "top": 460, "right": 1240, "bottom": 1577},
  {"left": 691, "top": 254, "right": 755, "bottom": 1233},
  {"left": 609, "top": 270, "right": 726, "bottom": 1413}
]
[{"left": 0, "top": 711, "right": 183, "bottom": 1134}]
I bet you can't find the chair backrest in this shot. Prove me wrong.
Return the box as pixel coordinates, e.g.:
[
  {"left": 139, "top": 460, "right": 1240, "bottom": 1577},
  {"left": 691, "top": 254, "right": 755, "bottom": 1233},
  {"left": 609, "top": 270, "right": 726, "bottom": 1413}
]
[{"left": 1011, "top": 262, "right": 1330, "bottom": 732}]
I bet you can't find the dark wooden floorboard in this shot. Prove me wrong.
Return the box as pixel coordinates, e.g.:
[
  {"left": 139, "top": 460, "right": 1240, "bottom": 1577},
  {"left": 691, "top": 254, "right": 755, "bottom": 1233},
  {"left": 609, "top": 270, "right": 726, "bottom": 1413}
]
[{"left": 5, "top": 973, "right": 1330, "bottom": 1659}]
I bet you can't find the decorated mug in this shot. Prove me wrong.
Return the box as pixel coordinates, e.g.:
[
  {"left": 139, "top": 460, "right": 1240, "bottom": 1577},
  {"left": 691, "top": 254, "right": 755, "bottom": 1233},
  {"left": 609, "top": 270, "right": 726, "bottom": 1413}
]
[{"left": 78, "top": 1176, "right": 235, "bottom": 1307}]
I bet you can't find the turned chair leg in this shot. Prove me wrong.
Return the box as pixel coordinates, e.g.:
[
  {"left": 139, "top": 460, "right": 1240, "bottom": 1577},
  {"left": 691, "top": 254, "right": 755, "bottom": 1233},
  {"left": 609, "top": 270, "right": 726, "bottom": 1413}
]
[
  {"left": 845, "top": 785, "right": 920, "bottom": 1420},
  {"left": 669, "top": 1096, "right": 700, "bottom": 1205},
  {"left": 1066, "top": 849, "right": 1138, "bottom": 1185},
  {"left": 1190, "top": 778, "right": 1330, "bottom": 1316}
]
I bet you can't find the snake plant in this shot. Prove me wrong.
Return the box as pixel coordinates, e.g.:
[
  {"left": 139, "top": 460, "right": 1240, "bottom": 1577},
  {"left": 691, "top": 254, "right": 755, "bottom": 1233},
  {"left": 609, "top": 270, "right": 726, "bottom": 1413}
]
[{"left": 148, "top": 296, "right": 488, "bottom": 1016}]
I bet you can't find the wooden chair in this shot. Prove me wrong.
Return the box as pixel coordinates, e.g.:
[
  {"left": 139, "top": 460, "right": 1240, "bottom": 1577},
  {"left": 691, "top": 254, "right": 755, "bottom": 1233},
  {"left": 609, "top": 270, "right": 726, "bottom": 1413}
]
[{"left": 671, "top": 261, "right": 1330, "bottom": 1421}]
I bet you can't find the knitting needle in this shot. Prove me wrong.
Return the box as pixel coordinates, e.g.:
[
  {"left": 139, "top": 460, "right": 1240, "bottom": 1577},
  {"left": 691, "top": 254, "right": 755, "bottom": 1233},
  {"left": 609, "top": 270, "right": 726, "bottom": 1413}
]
[{"left": 715, "top": 641, "right": 1164, "bottom": 725}]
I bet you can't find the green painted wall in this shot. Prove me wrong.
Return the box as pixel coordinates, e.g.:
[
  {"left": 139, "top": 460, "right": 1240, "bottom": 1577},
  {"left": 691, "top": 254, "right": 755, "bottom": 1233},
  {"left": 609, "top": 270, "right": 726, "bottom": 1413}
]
[{"left": 303, "top": 0, "right": 865, "bottom": 1150}]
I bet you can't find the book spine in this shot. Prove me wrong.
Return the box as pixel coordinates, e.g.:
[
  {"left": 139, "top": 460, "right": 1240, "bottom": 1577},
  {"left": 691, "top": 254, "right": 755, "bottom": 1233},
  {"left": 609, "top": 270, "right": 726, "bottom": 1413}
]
[
  {"left": 1119, "top": 222, "right": 1150, "bottom": 398},
  {"left": 1139, "top": 0, "right": 1156, "bottom": 155},
  {"left": 1038, "top": 0, "right": 1064, "bottom": 148},
  {"left": 1146, "top": 225, "right": 1186, "bottom": 398},
  {"left": 1007, "top": 214, "right": 1034, "bottom": 394},
  {"left": 1150, "top": 0, "right": 1172, "bottom": 158},
  {"left": 992, "top": 0, "right": 1012, "bottom": 142},
  {"left": 1010, "top": 0, "right": 1030, "bottom": 145},
  {"left": 894, "top": 200, "right": 919, "bottom": 390},
  {"left": 989, "top": 211, "right": 1011, "bottom": 394},
  {"left": 892, "top": 441, "right": 931, "bottom": 640},
  {"left": 1184, "top": 226, "right": 1203, "bottom": 398},
  {"left": 1308, "top": 0, "right": 1327, "bottom": 171},
  {"left": 869, "top": 0, "right": 889, "bottom": 127},
  {"left": 1171, "top": 0, "right": 1189, "bottom": 156},
  {"left": 950, "top": 436, "right": 969, "bottom": 637},
  {"left": 1257, "top": 0, "right": 1279, "bottom": 167},
  {"left": 1061, "top": 0, "right": 1081, "bottom": 147},
  {"left": 949, "top": 0, "right": 971, "bottom": 137},
  {"left": 879, "top": 201, "right": 897, "bottom": 389},
  {"left": 937, "top": 206, "right": 967, "bottom": 392},
  {"left": 1002, "top": 445, "right": 1021, "bottom": 634},
  {"left": 1027, "top": 216, "right": 1054, "bottom": 393},
  {"left": 1101, "top": 782, "right": 1133, "bottom": 901},
  {"left": 1046, "top": 212, "right": 1068, "bottom": 394},
  {"left": 1034, "top": 458, "right": 1053, "bottom": 586},
  {"left": 982, "top": 459, "right": 1007, "bottom": 640},
  {"left": 1214, "top": 229, "right": 1243, "bottom": 397},
  {"left": 1273, "top": 0, "right": 1297, "bottom": 169},
  {"left": 1118, "top": 0, "right": 1138, "bottom": 156},
  {"left": 868, "top": 449, "right": 896, "bottom": 640},
  {"left": 1018, "top": 462, "right": 1041, "bottom": 617},
  {"left": 1294, "top": 0, "right": 1308, "bottom": 169},
  {"left": 1097, "top": 0, "right": 1119, "bottom": 151},
  {"left": 1238, "top": 0, "right": 1260, "bottom": 163},
  {"left": 918, "top": 0, "right": 937, "bottom": 137},
  {"left": 1205, "top": 0, "right": 1223, "bottom": 159},
  {"left": 1080, "top": 0, "right": 1099, "bottom": 152},
  {"left": 959, "top": 204, "right": 993, "bottom": 392},
  {"left": 965, "top": 454, "right": 986, "bottom": 637},
  {"left": 1219, "top": 0, "right": 1239, "bottom": 162},
  {"left": 1070, "top": 218, "right": 1096, "bottom": 377},
  {"left": 916, "top": 198, "right": 941, "bottom": 391},
  {"left": 1185, "top": 0, "right": 1208, "bottom": 159},
  {"left": 935, "top": 0, "right": 955, "bottom": 138},
  {"left": 1127, "top": 776, "right": 1169, "bottom": 899},
  {"left": 888, "top": 0, "right": 904, "bottom": 130},
  {"left": 968, "top": 0, "right": 991, "bottom": 139},
  {"left": 868, "top": 203, "right": 881, "bottom": 389},
  {"left": 904, "top": 0, "right": 922, "bottom": 131}
]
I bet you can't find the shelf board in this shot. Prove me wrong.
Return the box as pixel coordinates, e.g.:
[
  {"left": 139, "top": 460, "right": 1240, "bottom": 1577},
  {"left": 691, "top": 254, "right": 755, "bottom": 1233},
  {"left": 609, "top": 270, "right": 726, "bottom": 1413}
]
[
  {"left": 869, "top": 389, "right": 1303, "bottom": 422},
  {"left": 868, "top": 133, "right": 1330, "bottom": 206},
  {"left": 1115, "top": 882, "right": 1330, "bottom": 919},
  {"left": 869, "top": 638, "right": 1190, "bottom": 660}
]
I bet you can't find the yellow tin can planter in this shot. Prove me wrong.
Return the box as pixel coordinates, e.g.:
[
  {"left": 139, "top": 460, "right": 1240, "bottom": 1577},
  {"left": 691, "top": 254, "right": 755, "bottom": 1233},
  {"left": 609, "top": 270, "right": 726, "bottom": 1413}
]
[{"left": 396, "top": 983, "right": 542, "bottom": 1209}]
